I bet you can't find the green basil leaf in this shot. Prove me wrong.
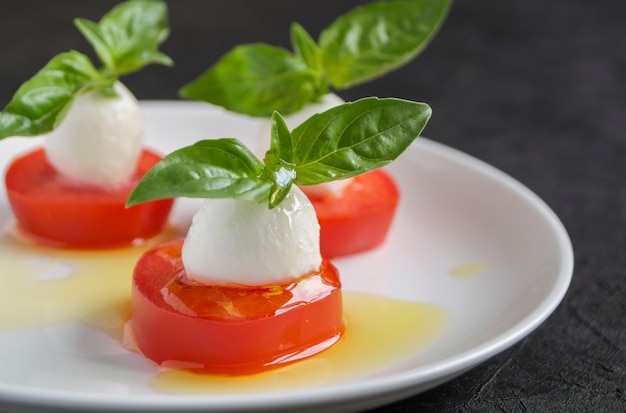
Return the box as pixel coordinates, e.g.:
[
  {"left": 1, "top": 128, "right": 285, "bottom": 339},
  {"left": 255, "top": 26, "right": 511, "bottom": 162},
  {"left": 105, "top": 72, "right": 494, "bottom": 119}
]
[
  {"left": 179, "top": 44, "right": 320, "bottom": 117},
  {"left": 129, "top": 97, "right": 431, "bottom": 209},
  {"left": 264, "top": 112, "right": 297, "bottom": 207},
  {"left": 264, "top": 111, "right": 294, "bottom": 166},
  {"left": 291, "top": 23, "right": 323, "bottom": 74},
  {"left": 126, "top": 138, "right": 273, "bottom": 207},
  {"left": 319, "top": 0, "right": 451, "bottom": 89},
  {"left": 287, "top": 97, "right": 431, "bottom": 184},
  {"left": 74, "top": 0, "right": 172, "bottom": 76},
  {"left": 0, "top": 51, "right": 103, "bottom": 139}
]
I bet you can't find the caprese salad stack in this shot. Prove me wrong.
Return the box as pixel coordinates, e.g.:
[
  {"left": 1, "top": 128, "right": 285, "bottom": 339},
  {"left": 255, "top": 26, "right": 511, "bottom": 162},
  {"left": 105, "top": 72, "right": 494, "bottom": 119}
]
[
  {"left": 0, "top": 0, "right": 174, "bottom": 248},
  {"left": 126, "top": 97, "right": 432, "bottom": 374}
]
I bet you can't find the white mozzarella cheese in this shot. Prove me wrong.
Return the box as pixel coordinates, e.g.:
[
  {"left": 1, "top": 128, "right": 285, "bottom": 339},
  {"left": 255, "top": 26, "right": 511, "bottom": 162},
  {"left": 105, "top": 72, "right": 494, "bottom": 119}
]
[
  {"left": 182, "top": 186, "right": 322, "bottom": 287},
  {"left": 44, "top": 82, "right": 143, "bottom": 187}
]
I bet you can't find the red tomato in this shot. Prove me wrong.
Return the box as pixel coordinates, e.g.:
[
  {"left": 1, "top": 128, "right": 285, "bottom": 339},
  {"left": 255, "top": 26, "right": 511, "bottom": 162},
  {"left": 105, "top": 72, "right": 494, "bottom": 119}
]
[
  {"left": 306, "top": 169, "right": 400, "bottom": 258},
  {"left": 4, "top": 147, "right": 174, "bottom": 248},
  {"left": 128, "top": 238, "right": 344, "bottom": 375}
]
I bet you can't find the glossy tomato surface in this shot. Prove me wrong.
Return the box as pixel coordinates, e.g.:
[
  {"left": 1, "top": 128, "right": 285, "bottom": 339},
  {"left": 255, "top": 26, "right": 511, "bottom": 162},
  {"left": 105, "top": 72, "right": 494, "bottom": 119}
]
[
  {"left": 4, "top": 147, "right": 174, "bottom": 248},
  {"left": 128, "top": 239, "right": 344, "bottom": 376},
  {"left": 307, "top": 169, "right": 400, "bottom": 258}
]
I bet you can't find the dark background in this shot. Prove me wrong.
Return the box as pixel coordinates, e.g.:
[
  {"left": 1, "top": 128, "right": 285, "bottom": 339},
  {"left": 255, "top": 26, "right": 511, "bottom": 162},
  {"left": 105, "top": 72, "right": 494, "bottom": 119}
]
[{"left": 1, "top": 0, "right": 625, "bottom": 411}]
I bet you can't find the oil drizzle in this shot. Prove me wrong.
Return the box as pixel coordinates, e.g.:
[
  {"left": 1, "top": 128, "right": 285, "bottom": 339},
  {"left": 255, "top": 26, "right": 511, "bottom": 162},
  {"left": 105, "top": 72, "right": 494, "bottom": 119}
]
[
  {"left": 449, "top": 262, "right": 488, "bottom": 278},
  {"left": 150, "top": 294, "right": 448, "bottom": 394},
  {"left": 0, "top": 226, "right": 448, "bottom": 393},
  {"left": 0, "top": 225, "right": 176, "bottom": 335}
]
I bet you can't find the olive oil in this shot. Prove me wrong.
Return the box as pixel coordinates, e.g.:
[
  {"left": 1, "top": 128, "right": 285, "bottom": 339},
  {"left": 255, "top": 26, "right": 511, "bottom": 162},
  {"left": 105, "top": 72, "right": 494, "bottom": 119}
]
[{"left": 0, "top": 227, "right": 448, "bottom": 393}]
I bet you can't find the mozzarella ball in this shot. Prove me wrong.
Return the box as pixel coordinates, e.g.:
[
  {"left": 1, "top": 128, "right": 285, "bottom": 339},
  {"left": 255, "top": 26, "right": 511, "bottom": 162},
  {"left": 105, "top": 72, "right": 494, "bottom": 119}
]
[
  {"left": 182, "top": 186, "right": 322, "bottom": 287},
  {"left": 44, "top": 82, "right": 143, "bottom": 187}
]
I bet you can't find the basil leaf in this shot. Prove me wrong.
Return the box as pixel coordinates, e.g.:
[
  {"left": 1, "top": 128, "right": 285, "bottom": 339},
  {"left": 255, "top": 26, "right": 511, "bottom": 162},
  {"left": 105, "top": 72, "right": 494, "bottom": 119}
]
[
  {"left": 126, "top": 138, "right": 273, "bottom": 207},
  {"left": 287, "top": 97, "right": 431, "bottom": 184},
  {"left": 129, "top": 97, "right": 431, "bottom": 209},
  {"left": 179, "top": 44, "right": 320, "bottom": 117},
  {"left": 0, "top": 51, "right": 103, "bottom": 139},
  {"left": 319, "top": 0, "right": 451, "bottom": 89},
  {"left": 264, "top": 111, "right": 294, "bottom": 166},
  {"left": 264, "top": 112, "right": 297, "bottom": 207},
  {"left": 179, "top": 1, "right": 449, "bottom": 117},
  {"left": 74, "top": 0, "right": 172, "bottom": 76},
  {"left": 291, "top": 23, "right": 323, "bottom": 73}
]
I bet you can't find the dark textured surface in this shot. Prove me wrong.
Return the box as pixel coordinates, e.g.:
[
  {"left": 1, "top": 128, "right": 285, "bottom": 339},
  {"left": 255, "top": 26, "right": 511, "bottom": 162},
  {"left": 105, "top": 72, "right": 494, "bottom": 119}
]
[{"left": 1, "top": 1, "right": 625, "bottom": 412}]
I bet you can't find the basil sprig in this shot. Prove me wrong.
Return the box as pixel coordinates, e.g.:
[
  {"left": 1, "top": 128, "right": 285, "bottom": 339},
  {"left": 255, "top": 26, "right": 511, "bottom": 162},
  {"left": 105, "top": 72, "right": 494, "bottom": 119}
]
[
  {"left": 74, "top": 0, "right": 172, "bottom": 77},
  {"left": 180, "top": 0, "right": 451, "bottom": 117},
  {"left": 0, "top": 0, "right": 172, "bottom": 140},
  {"left": 127, "top": 97, "right": 431, "bottom": 209}
]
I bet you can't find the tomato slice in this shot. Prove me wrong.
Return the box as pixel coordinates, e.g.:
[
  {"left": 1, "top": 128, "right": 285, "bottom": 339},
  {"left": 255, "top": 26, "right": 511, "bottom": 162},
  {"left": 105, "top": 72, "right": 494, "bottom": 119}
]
[
  {"left": 4, "top": 147, "right": 174, "bottom": 248},
  {"left": 128, "top": 239, "right": 344, "bottom": 375},
  {"left": 306, "top": 169, "right": 400, "bottom": 258}
]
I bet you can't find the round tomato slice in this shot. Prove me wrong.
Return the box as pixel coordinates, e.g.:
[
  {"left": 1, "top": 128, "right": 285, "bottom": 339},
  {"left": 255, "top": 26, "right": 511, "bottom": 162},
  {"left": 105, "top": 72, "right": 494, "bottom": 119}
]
[
  {"left": 4, "top": 147, "right": 174, "bottom": 248},
  {"left": 128, "top": 239, "right": 344, "bottom": 375},
  {"left": 306, "top": 169, "right": 400, "bottom": 258}
]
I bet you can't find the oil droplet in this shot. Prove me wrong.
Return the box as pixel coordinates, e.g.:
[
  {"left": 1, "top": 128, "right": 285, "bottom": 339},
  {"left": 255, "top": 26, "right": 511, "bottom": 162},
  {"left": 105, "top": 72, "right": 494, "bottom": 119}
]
[
  {"left": 449, "top": 262, "right": 488, "bottom": 278},
  {"left": 150, "top": 293, "right": 448, "bottom": 394}
]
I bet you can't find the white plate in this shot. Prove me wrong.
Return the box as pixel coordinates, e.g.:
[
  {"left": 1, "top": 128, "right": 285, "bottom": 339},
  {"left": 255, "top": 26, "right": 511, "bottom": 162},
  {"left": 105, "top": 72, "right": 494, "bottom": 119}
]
[{"left": 0, "top": 101, "right": 573, "bottom": 413}]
